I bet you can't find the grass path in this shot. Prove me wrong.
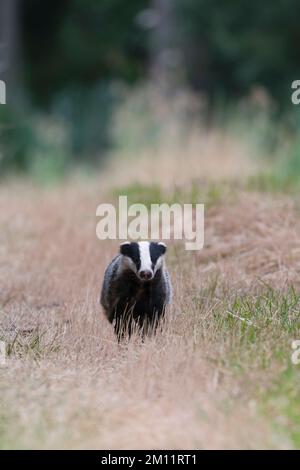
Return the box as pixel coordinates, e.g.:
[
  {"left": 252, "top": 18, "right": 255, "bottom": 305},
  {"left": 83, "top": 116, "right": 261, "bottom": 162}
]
[{"left": 0, "top": 169, "right": 300, "bottom": 449}]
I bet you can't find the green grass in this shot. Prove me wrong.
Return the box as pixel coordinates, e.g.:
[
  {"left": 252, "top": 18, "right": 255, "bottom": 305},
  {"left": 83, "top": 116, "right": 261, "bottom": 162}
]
[
  {"left": 189, "top": 280, "right": 300, "bottom": 442},
  {"left": 247, "top": 172, "right": 300, "bottom": 194},
  {"left": 224, "top": 286, "right": 300, "bottom": 334},
  {"left": 112, "top": 181, "right": 229, "bottom": 209},
  {"left": 263, "top": 365, "right": 300, "bottom": 448},
  {"left": 214, "top": 286, "right": 300, "bottom": 446},
  {"left": 247, "top": 136, "right": 300, "bottom": 194}
]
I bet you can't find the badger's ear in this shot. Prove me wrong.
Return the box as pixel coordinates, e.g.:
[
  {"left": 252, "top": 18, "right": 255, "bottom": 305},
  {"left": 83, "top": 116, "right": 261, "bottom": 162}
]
[
  {"left": 120, "top": 241, "right": 132, "bottom": 257},
  {"left": 157, "top": 242, "right": 167, "bottom": 255}
]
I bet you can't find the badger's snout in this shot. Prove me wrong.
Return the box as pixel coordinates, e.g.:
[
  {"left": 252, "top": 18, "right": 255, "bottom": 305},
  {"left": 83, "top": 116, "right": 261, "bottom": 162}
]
[{"left": 138, "top": 269, "right": 153, "bottom": 281}]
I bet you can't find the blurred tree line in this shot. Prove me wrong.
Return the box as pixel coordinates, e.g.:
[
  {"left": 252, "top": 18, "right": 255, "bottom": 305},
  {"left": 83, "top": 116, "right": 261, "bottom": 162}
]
[{"left": 0, "top": 0, "right": 300, "bottom": 176}]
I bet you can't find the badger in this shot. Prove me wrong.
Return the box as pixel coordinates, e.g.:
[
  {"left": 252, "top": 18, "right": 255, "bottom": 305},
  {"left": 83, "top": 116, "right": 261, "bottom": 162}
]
[{"left": 100, "top": 241, "right": 172, "bottom": 339}]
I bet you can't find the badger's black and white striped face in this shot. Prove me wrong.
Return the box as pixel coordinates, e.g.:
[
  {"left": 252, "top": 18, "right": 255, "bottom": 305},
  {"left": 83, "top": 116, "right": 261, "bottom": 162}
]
[{"left": 120, "top": 241, "right": 167, "bottom": 281}]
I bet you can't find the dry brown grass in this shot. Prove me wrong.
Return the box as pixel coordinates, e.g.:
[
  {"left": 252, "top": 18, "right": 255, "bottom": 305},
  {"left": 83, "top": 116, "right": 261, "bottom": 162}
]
[
  {"left": 0, "top": 139, "right": 300, "bottom": 449},
  {"left": 199, "top": 192, "right": 300, "bottom": 289}
]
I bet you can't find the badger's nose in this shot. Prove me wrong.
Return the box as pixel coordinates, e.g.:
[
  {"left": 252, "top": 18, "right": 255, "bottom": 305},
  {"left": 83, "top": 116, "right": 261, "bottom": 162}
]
[{"left": 139, "top": 270, "right": 153, "bottom": 280}]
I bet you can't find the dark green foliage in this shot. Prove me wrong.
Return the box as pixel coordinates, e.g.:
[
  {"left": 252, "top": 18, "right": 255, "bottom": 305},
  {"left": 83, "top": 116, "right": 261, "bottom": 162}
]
[
  {"left": 20, "top": 0, "right": 147, "bottom": 106},
  {"left": 177, "top": 0, "right": 300, "bottom": 104},
  {"left": 0, "top": 107, "right": 36, "bottom": 174},
  {"left": 19, "top": 0, "right": 300, "bottom": 106},
  {"left": 2, "top": 0, "right": 300, "bottom": 175}
]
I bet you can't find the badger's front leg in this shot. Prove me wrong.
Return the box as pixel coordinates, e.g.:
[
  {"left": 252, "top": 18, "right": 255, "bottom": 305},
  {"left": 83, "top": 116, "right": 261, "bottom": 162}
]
[{"left": 112, "top": 301, "right": 136, "bottom": 341}]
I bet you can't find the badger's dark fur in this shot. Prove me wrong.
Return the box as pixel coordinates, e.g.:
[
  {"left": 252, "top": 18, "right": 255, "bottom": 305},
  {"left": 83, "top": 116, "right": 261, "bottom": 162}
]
[{"left": 100, "top": 241, "right": 172, "bottom": 339}]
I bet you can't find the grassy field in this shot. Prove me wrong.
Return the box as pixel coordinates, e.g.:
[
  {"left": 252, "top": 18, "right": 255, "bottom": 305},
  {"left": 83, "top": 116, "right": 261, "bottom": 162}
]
[{"left": 0, "top": 120, "right": 300, "bottom": 449}]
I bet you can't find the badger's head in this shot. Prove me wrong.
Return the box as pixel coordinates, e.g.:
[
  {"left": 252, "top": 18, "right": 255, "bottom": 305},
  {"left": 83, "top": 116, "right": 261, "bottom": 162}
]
[{"left": 120, "top": 241, "right": 167, "bottom": 282}]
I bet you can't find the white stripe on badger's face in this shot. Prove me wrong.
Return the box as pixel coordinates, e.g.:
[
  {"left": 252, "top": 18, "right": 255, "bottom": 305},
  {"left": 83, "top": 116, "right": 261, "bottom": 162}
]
[{"left": 138, "top": 241, "right": 152, "bottom": 276}]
